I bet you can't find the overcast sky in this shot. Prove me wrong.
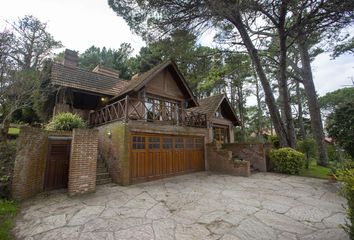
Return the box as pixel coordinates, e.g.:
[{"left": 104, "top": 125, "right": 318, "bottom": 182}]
[{"left": 1, "top": 0, "right": 353, "bottom": 98}]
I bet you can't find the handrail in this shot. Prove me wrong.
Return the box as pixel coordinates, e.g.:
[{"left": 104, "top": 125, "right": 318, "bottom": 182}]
[{"left": 89, "top": 96, "right": 207, "bottom": 128}]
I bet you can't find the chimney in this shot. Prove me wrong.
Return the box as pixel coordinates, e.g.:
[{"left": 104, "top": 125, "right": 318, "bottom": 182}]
[
  {"left": 92, "top": 64, "right": 120, "bottom": 78},
  {"left": 62, "top": 49, "right": 78, "bottom": 68}
]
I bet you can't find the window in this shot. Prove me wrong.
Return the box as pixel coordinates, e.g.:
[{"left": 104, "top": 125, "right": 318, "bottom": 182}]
[
  {"left": 213, "top": 127, "right": 228, "bottom": 144},
  {"left": 148, "top": 137, "right": 160, "bottom": 149},
  {"left": 145, "top": 96, "right": 180, "bottom": 121},
  {"left": 163, "top": 137, "right": 173, "bottom": 149},
  {"left": 186, "top": 138, "right": 194, "bottom": 149},
  {"left": 195, "top": 138, "right": 203, "bottom": 149},
  {"left": 132, "top": 136, "right": 145, "bottom": 149},
  {"left": 175, "top": 137, "right": 184, "bottom": 149}
]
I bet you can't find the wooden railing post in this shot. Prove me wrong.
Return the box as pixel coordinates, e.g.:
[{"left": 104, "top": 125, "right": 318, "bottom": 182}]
[{"left": 124, "top": 95, "right": 129, "bottom": 122}]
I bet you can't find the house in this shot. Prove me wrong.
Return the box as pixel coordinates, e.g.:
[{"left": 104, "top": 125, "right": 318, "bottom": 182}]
[{"left": 47, "top": 49, "right": 241, "bottom": 185}]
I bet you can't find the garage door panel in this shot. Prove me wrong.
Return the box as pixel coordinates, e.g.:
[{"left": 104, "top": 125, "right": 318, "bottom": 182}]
[{"left": 131, "top": 133, "right": 204, "bottom": 182}]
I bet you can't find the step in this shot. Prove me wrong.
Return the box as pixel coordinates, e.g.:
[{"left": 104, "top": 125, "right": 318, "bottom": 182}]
[
  {"left": 97, "top": 168, "right": 108, "bottom": 174},
  {"left": 96, "top": 178, "right": 112, "bottom": 185},
  {"left": 97, "top": 162, "right": 106, "bottom": 168},
  {"left": 96, "top": 172, "right": 110, "bottom": 180}
]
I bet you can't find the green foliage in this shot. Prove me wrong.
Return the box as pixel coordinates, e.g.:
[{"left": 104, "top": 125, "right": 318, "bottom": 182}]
[
  {"left": 78, "top": 44, "right": 133, "bottom": 79},
  {"left": 297, "top": 138, "right": 317, "bottom": 169},
  {"left": 326, "top": 102, "right": 354, "bottom": 158},
  {"left": 0, "top": 141, "right": 17, "bottom": 198},
  {"left": 0, "top": 200, "right": 19, "bottom": 240},
  {"left": 270, "top": 148, "right": 305, "bottom": 174},
  {"left": 7, "top": 128, "right": 19, "bottom": 136},
  {"left": 332, "top": 36, "right": 354, "bottom": 59},
  {"left": 327, "top": 144, "right": 340, "bottom": 162},
  {"left": 336, "top": 168, "right": 354, "bottom": 239},
  {"left": 319, "top": 87, "right": 354, "bottom": 112},
  {"left": 268, "top": 135, "right": 280, "bottom": 148},
  {"left": 46, "top": 112, "right": 86, "bottom": 131}
]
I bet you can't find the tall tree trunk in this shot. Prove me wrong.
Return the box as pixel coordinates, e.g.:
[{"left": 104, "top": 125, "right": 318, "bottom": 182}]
[
  {"left": 278, "top": 35, "right": 296, "bottom": 147},
  {"left": 296, "top": 81, "right": 306, "bottom": 139},
  {"left": 277, "top": 1, "right": 296, "bottom": 148},
  {"left": 229, "top": 13, "right": 289, "bottom": 147},
  {"left": 298, "top": 32, "right": 329, "bottom": 166},
  {"left": 254, "top": 66, "right": 263, "bottom": 139},
  {"left": 236, "top": 85, "right": 246, "bottom": 141}
]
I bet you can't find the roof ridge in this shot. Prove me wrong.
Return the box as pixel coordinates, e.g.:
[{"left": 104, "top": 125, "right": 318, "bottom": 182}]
[{"left": 53, "top": 62, "right": 128, "bottom": 82}]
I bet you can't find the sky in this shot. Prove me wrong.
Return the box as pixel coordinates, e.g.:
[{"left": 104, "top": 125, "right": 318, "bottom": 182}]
[{"left": 1, "top": 0, "right": 353, "bottom": 98}]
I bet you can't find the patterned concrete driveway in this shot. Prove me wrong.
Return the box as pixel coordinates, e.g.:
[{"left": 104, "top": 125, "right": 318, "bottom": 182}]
[{"left": 14, "top": 172, "right": 348, "bottom": 240}]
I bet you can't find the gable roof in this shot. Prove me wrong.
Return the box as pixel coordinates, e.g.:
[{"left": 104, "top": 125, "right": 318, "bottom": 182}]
[
  {"left": 110, "top": 61, "right": 198, "bottom": 106},
  {"left": 190, "top": 94, "right": 240, "bottom": 125},
  {"left": 51, "top": 63, "right": 129, "bottom": 96}
]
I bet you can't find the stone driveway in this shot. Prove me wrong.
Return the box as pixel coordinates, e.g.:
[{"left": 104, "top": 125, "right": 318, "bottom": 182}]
[{"left": 14, "top": 172, "right": 348, "bottom": 240}]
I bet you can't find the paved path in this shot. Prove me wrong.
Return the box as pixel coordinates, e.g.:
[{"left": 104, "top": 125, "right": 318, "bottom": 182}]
[{"left": 14, "top": 172, "right": 348, "bottom": 240}]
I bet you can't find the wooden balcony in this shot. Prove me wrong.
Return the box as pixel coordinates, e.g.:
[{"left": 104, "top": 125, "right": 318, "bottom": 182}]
[{"left": 89, "top": 96, "right": 207, "bottom": 128}]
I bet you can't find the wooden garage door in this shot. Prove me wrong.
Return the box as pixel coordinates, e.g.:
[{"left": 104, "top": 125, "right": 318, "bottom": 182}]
[
  {"left": 130, "top": 134, "right": 204, "bottom": 182},
  {"left": 44, "top": 139, "right": 71, "bottom": 191}
]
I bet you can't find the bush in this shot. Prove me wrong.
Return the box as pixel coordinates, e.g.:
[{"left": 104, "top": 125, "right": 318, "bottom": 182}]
[
  {"left": 0, "top": 141, "right": 17, "bottom": 198},
  {"left": 268, "top": 135, "right": 280, "bottom": 148},
  {"left": 297, "top": 138, "right": 317, "bottom": 169},
  {"left": 46, "top": 112, "right": 86, "bottom": 131},
  {"left": 269, "top": 147, "right": 305, "bottom": 174},
  {"left": 336, "top": 168, "right": 354, "bottom": 239}
]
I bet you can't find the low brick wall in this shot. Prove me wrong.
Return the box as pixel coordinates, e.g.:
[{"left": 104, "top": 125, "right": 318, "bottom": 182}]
[
  {"left": 12, "top": 127, "right": 71, "bottom": 201},
  {"left": 223, "top": 142, "right": 267, "bottom": 172},
  {"left": 68, "top": 129, "right": 98, "bottom": 196},
  {"left": 206, "top": 143, "right": 250, "bottom": 177}
]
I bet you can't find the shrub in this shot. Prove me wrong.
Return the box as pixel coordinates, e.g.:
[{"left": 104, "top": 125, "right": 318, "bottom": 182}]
[
  {"left": 336, "top": 168, "right": 354, "bottom": 239},
  {"left": 46, "top": 112, "right": 86, "bottom": 131},
  {"left": 268, "top": 135, "right": 280, "bottom": 148},
  {"left": 327, "top": 144, "right": 340, "bottom": 162},
  {"left": 0, "top": 141, "right": 17, "bottom": 199},
  {"left": 297, "top": 138, "right": 317, "bottom": 169},
  {"left": 269, "top": 147, "right": 305, "bottom": 174}
]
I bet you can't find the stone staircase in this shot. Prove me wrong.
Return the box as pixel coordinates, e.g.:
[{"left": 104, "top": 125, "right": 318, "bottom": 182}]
[{"left": 96, "top": 157, "right": 112, "bottom": 185}]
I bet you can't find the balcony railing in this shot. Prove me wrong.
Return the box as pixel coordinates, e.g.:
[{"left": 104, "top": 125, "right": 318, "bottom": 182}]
[{"left": 89, "top": 96, "right": 207, "bottom": 128}]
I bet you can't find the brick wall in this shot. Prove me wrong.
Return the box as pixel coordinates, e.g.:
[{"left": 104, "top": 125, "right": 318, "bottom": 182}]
[
  {"left": 68, "top": 129, "right": 98, "bottom": 196},
  {"left": 12, "top": 127, "right": 72, "bottom": 201},
  {"left": 206, "top": 143, "right": 250, "bottom": 177},
  {"left": 97, "top": 122, "right": 127, "bottom": 185},
  {"left": 223, "top": 143, "right": 267, "bottom": 172}
]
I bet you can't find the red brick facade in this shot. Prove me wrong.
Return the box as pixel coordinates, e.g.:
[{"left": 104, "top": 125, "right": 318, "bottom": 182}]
[
  {"left": 12, "top": 127, "right": 98, "bottom": 200},
  {"left": 12, "top": 127, "right": 72, "bottom": 201},
  {"left": 68, "top": 129, "right": 98, "bottom": 196}
]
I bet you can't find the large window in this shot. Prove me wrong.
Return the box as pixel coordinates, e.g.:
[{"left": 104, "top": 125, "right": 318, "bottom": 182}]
[
  {"left": 145, "top": 97, "right": 180, "bottom": 121},
  {"left": 132, "top": 136, "right": 145, "bottom": 149},
  {"left": 213, "top": 127, "right": 228, "bottom": 144}
]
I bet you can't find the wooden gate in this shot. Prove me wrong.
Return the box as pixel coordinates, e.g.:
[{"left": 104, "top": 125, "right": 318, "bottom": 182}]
[
  {"left": 44, "top": 139, "right": 71, "bottom": 190},
  {"left": 130, "top": 133, "right": 204, "bottom": 182}
]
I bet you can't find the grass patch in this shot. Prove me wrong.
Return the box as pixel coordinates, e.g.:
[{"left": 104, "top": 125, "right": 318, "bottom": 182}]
[
  {"left": 0, "top": 200, "right": 19, "bottom": 240},
  {"left": 299, "top": 160, "right": 331, "bottom": 179},
  {"left": 7, "top": 128, "right": 19, "bottom": 136}
]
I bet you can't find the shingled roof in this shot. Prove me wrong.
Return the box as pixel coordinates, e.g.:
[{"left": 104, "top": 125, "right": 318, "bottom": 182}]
[
  {"left": 51, "top": 63, "right": 129, "bottom": 96},
  {"left": 190, "top": 94, "right": 240, "bottom": 125},
  {"left": 110, "top": 61, "right": 198, "bottom": 106}
]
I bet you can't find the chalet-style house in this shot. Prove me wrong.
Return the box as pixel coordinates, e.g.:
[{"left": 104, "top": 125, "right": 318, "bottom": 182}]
[{"left": 49, "top": 49, "right": 240, "bottom": 185}]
